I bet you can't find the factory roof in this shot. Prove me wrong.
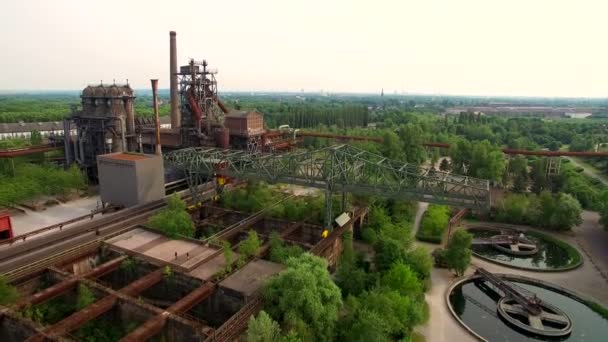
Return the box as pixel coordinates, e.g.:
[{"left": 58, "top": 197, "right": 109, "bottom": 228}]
[
  {"left": 219, "top": 259, "right": 284, "bottom": 297},
  {"left": 0, "top": 121, "right": 66, "bottom": 134},
  {"left": 225, "top": 110, "right": 262, "bottom": 118},
  {"left": 104, "top": 153, "right": 149, "bottom": 161}
]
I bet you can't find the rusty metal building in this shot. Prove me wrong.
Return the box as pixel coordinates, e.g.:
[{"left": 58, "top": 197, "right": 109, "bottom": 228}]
[{"left": 65, "top": 84, "right": 136, "bottom": 178}]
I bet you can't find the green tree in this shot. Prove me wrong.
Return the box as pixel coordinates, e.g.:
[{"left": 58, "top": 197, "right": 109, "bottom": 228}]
[
  {"left": 509, "top": 156, "right": 529, "bottom": 192},
  {"left": 380, "top": 131, "right": 403, "bottom": 161},
  {"left": 381, "top": 262, "right": 422, "bottom": 297},
  {"left": 403, "top": 246, "right": 433, "bottom": 284},
  {"left": 336, "top": 297, "right": 391, "bottom": 342},
  {"left": 263, "top": 254, "right": 342, "bottom": 341},
  {"left": 445, "top": 230, "right": 472, "bottom": 276},
  {"left": 397, "top": 124, "right": 426, "bottom": 164},
  {"left": 247, "top": 311, "right": 282, "bottom": 342},
  {"left": 358, "top": 289, "right": 425, "bottom": 339},
  {"left": 550, "top": 193, "right": 583, "bottom": 230},
  {"left": 148, "top": 194, "right": 195, "bottom": 239}
]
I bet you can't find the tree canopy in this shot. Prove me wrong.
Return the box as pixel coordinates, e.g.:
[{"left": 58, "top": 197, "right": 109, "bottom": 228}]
[
  {"left": 262, "top": 254, "right": 342, "bottom": 341},
  {"left": 445, "top": 230, "right": 472, "bottom": 276}
]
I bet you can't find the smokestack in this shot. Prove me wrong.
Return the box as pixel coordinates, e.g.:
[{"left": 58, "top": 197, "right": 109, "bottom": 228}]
[
  {"left": 151, "top": 79, "right": 162, "bottom": 156},
  {"left": 169, "top": 31, "right": 181, "bottom": 129}
]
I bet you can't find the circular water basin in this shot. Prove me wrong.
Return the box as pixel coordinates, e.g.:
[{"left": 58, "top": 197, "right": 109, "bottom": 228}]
[
  {"left": 468, "top": 227, "right": 581, "bottom": 271},
  {"left": 448, "top": 275, "right": 608, "bottom": 341}
]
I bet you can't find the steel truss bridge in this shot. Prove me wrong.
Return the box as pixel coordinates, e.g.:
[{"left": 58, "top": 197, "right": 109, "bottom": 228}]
[{"left": 165, "top": 144, "right": 490, "bottom": 227}]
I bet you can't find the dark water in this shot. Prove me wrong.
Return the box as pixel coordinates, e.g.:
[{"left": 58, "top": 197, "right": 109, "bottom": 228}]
[
  {"left": 450, "top": 279, "right": 608, "bottom": 341},
  {"left": 470, "top": 229, "right": 573, "bottom": 270}
]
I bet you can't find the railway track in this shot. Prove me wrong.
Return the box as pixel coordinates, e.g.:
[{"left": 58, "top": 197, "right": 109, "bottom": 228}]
[{"left": 0, "top": 184, "right": 216, "bottom": 280}]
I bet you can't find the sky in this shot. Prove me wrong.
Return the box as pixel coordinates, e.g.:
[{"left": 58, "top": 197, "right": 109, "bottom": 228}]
[{"left": 1, "top": 0, "right": 607, "bottom": 97}]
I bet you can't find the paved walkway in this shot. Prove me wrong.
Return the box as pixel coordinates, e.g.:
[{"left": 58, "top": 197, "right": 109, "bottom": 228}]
[
  {"left": 9, "top": 196, "right": 101, "bottom": 236},
  {"left": 415, "top": 268, "right": 476, "bottom": 342},
  {"left": 572, "top": 210, "right": 608, "bottom": 281},
  {"left": 412, "top": 202, "right": 429, "bottom": 237}
]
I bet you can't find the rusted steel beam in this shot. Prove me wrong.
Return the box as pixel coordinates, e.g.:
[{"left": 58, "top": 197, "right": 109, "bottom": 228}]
[
  {"left": 121, "top": 282, "right": 216, "bottom": 341},
  {"left": 0, "top": 144, "right": 61, "bottom": 159},
  {"left": 298, "top": 131, "right": 384, "bottom": 142},
  {"left": 17, "top": 278, "right": 79, "bottom": 310},
  {"left": 28, "top": 269, "right": 164, "bottom": 340},
  {"left": 120, "top": 269, "right": 163, "bottom": 296},
  {"left": 120, "top": 315, "right": 167, "bottom": 342},
  {"left": 26, "top": 295, "right": 118, "bottom": 342},
  {"left": 167, "top": 282, "right": 215, "bottom": 313},
  {"left": 85, "top": 255, "right": 129, "bottom": 279},
  {"left": 15, "top": 256, "right": 127, "bottom": 309}
]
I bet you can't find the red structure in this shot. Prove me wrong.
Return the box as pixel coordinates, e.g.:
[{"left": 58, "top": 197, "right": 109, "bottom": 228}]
[
  {"left": 0, "top": 144, "right": 61, "bottom": 159},
  {"left": 0, "top": 213, "right": 13, "bottom": 240}
]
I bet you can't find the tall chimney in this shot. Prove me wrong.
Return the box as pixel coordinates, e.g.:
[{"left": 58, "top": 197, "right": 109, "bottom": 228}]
[
  {"left": 169, "top": 31, "right": 180, "bottom": 129},
  {"left": 151, "top": 79, "right": 162, "bottom": 156}
]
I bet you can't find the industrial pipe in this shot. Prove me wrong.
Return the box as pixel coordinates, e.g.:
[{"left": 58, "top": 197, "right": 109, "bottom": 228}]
[
  {"left": 151, "top": 79, "right": 162, "bottom": 155},
  {"left": 169, "top": 31, "right": 181, "bottom": 129}
]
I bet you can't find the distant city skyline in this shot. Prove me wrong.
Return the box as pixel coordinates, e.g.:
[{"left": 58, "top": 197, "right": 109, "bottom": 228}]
[{"left": 1, "top": 0, "right": 607, "bottom": 98}]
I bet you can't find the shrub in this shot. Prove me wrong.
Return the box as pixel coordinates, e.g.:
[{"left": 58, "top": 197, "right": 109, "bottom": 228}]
[
  {"left": 416, "top": 205, "right": 450, "bottom": 243},
  {"left": 148, "top": 194, "right": 195, "bottom": 239},
  {"left": 268, "top": 231, "right": 303, "bottom": 264},
  {"left": 239, "top": 231, "right": 262, "bottom": 259}
]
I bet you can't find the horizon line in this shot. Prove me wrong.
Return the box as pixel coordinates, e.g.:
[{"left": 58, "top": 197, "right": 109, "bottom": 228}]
[{"left": 0, "top": 88, "right": 607, "bottom": 100}]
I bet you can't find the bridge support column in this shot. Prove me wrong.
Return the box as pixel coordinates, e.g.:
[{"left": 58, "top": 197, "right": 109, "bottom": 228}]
[{"left": 325, "top": 189, "right": 333, "bottom": 230}]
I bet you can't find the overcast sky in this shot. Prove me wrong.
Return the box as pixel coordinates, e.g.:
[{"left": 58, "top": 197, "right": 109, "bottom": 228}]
[{"left": 1, "top": 0, "right": 607, "bottom": 97}]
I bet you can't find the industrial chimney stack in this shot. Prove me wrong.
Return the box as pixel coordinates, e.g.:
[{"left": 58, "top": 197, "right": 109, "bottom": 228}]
[
  {"left": 169, "top": 31, "right": 181, "bottom": 129},
  {"left": 151, "top": 79, "right": 162, "bottom": 156}
]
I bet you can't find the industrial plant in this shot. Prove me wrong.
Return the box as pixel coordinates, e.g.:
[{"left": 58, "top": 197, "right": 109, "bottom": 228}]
[{"left": 0, "top": 27, "right": 607, "bottom": 342}]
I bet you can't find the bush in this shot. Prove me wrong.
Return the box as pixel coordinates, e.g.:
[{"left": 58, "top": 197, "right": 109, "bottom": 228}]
[
  {"left": 416, "top": 205, "right": 450, "bottom": 243},
  {"left": 268, "top": 231, "right": 304, "bottom": 264},
  {"left": 0, "top": 164, "right": 86, "bottom": 207},
  {"left": 148, "top": 194, "right": 195, "bottom": 239},
  {"left": 494, "top": 191, "right": 582, "bottom": 231},
  {"left": 239, "top": 231, "right": 262, "bottom": 259}
]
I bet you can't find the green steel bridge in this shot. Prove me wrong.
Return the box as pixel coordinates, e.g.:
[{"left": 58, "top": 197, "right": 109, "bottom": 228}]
[{"left": 164, "top": 144, "right": 491, "bottom": 227}]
